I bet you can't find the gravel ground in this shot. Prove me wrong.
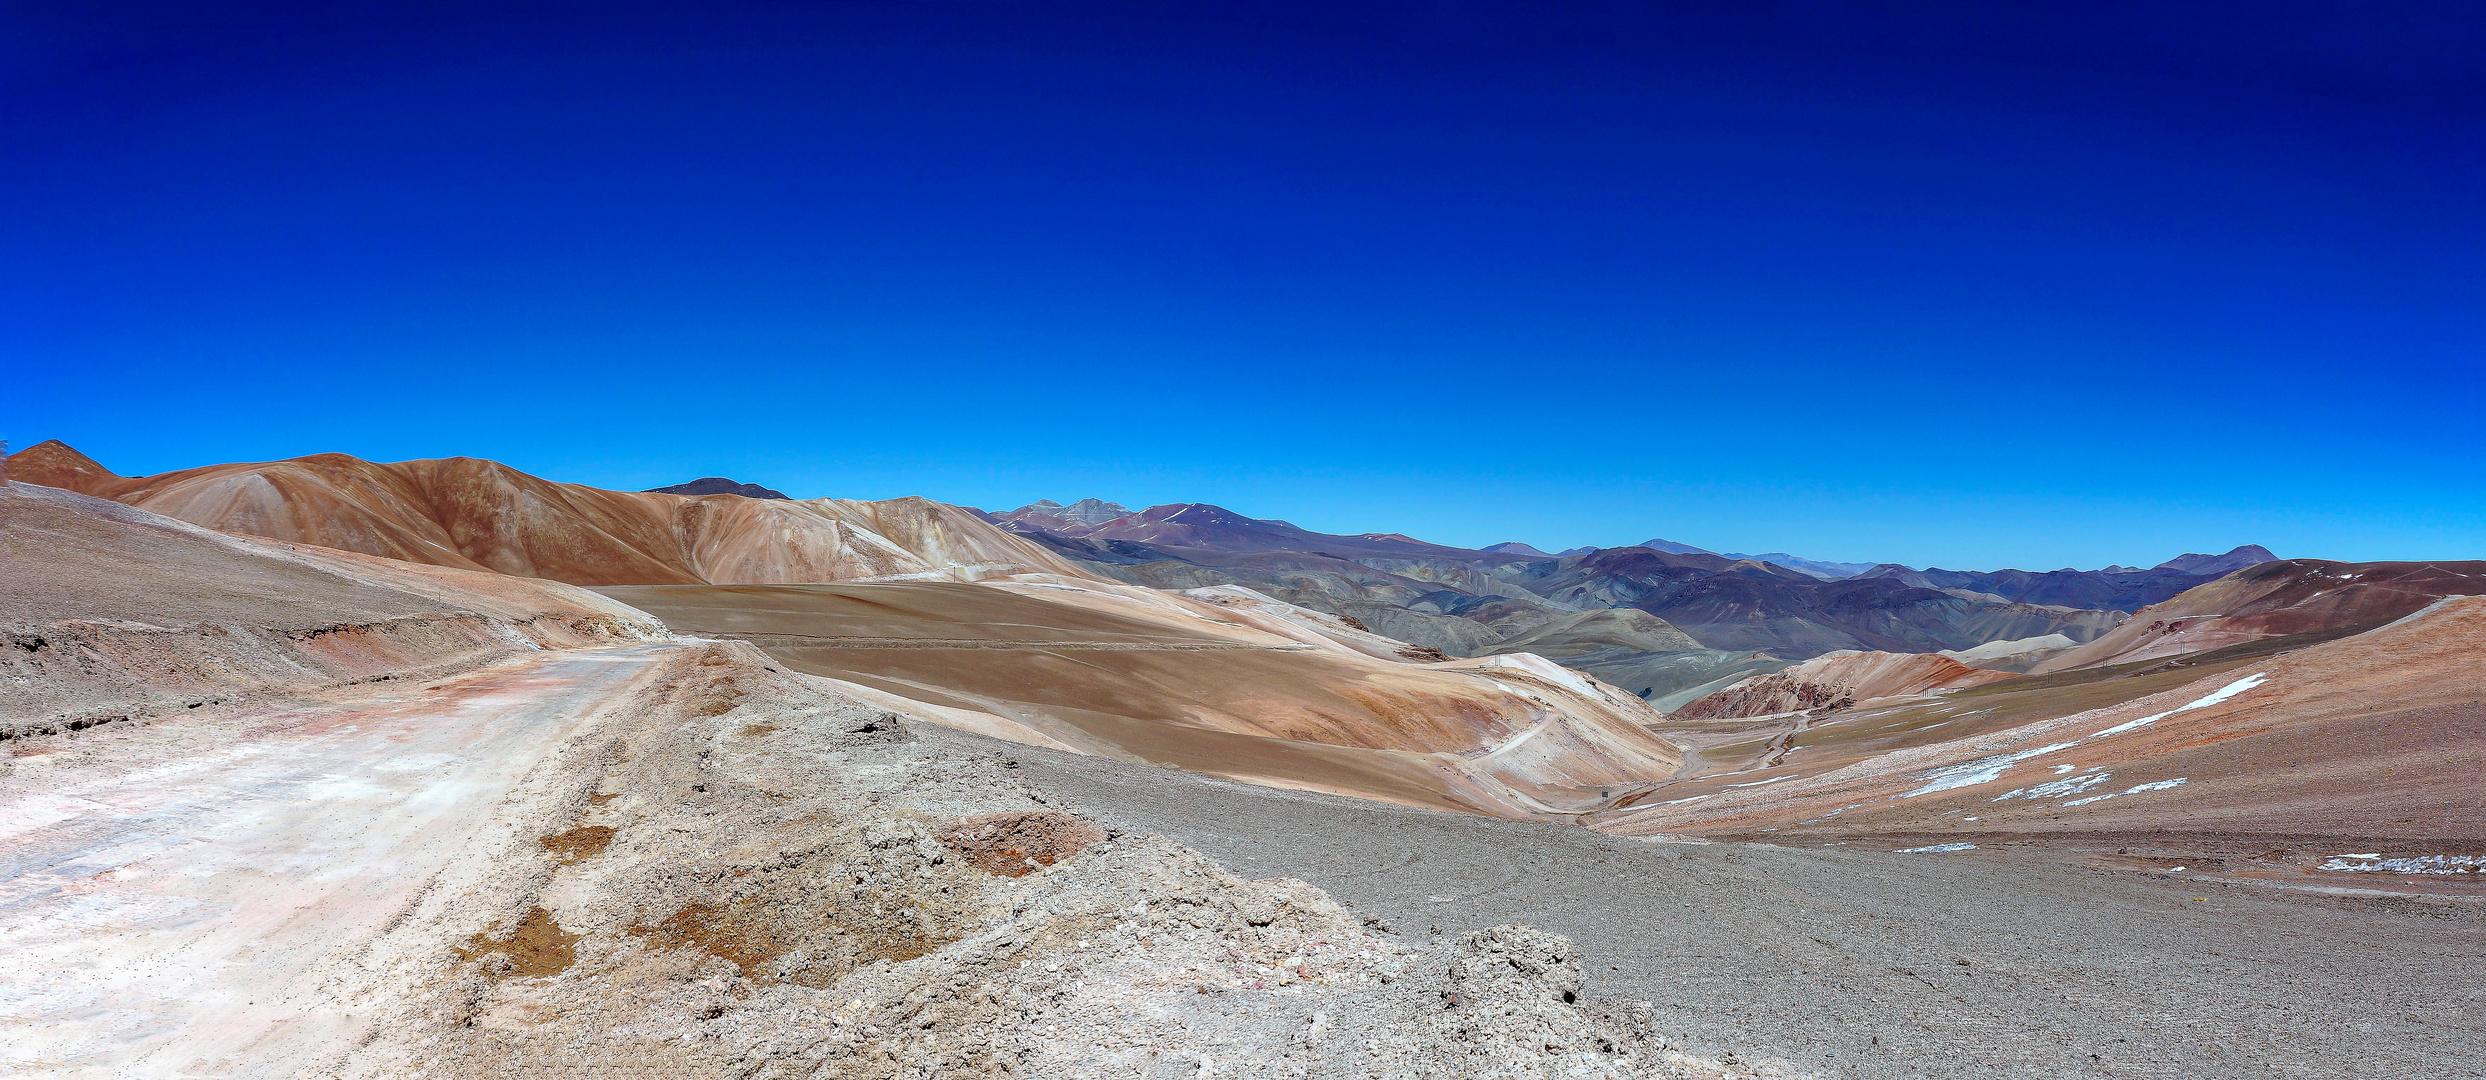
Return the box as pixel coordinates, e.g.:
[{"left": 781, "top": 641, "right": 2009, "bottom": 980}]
[{"left": 940, "top": 730, "right": 2486, "bottom": 1080}]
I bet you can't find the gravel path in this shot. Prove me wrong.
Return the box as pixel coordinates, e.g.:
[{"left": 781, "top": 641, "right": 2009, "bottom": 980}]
[
  {"left": 0, "top": 644, "right": 677, "bottom": 1077},
  {"left": 937, "top": 730, "right": 2486, "bottom": 1080}
]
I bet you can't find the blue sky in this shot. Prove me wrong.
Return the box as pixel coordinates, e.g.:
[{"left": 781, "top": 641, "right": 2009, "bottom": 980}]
[{"left": 6, "top": 1, "right": 2481, "bottom": 570}]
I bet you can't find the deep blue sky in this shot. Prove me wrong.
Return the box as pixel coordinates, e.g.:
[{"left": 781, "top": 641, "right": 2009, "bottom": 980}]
[{"left": 7, "top": 2, "right": 2481, "bottom": 569}]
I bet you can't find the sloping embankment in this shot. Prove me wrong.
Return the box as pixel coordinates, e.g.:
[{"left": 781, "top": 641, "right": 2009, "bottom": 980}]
[{"left": 0, "top": 482, "right": 665, "bottom": 739}]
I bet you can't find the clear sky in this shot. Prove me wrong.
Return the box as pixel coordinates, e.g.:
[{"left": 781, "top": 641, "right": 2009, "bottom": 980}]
[{"left": 7, "top": 2, "right": 2481, "bottom": 570}]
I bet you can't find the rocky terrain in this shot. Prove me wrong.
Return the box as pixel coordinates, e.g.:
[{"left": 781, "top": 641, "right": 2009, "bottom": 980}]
[
  {"left": 3, "top": 443, "right": 1696, "bottom": 819},
  {"left": 5, "top": 452, "right": 2478, "bottom": 1080},
  {"left": 995, "top": 731, "right": 2485, "bottom": 1080},
  {"left": 1854, "top": 546, "right": 2275, "bottom": 612},
  {"left": 0, "top": 481, "right": 1762, "bottom": 1079}
]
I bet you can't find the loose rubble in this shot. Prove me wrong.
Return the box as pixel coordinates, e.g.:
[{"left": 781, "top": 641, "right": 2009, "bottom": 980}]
[{"left": 344, "top": 643, "right": 1770, "bottom": 1078}]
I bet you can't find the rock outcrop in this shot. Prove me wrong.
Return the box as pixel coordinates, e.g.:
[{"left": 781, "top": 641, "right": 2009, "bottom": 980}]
[{"left": 1673, "top": 650, "right": 2017, "bottom": 721}]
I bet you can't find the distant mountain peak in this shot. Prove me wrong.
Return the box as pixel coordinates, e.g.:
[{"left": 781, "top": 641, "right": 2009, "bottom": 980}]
[
  {"left": 1716, "top": 551, "right": 1880, "bottom": 580},
  {"left": 5, "top": 439, "right": 123, "bottom": 494},
  {"left": 2152, "top": 545, "right": 2278, "bottom": 577},
  {"left": 646, "top": 477, "right": 791, "bottom": 500},
  {"left": 1483, "top": 541, "right": 1554, "bottom": 557},
  {"left": 1009, "top": 498, "right": 1131, "bottom": 526},
  {"left": 1640, "top": 537, "right": 1716, "bottom": 556}
]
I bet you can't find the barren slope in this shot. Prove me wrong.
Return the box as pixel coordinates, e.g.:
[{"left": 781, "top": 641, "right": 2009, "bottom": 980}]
[
  {"left": 2032, "top": 557, "right": 2486, "bottom": 673},
  {"left": 1, "top": 482, "right": 665, "bottom": 737},
  {"left": 6, "top": 441, "right": 1081, "bottom": 587},
  {"left": 0, "top": 488, "right": 1755, "bottom": 1078},
  {"left": 599, "top": 581, "right": 1686, "bottom": 820},
  {"left": 8, "top": 445, "right": 1693, "bottom": 824},
  {"left": 1673, "top": 651, "right": 2017, "bottom": 721},
  {"left": 1594, "top": 596, "right": 2486, "bottom": 861}
]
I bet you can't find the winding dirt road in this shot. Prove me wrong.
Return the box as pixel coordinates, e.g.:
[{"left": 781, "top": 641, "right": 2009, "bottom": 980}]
[{"left": 0, "top": 644, "right": 678, "bottom": 1078}]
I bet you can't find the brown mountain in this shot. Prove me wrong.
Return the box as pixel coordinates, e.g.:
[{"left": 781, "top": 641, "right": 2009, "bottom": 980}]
[
  {"left": 1599, "top": 593, "right": 2486, "bottom": 853},
  {"left": 2030, "top": 558, "right": 2486, "bottom": 673},
  {"left": 3, "top": 481, "right": 662, "bottom": 737},
  {"left": 6, "top": 442, "right": 1074, "bottom": 586},
  {"left": 1857, "top": 561, "right": 2226, "bottom": 612}
]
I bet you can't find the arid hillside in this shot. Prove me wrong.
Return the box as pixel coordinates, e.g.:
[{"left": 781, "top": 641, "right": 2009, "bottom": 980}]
[
  {"left": 0, "top": 476, "right": 1754, "bottom": 1080},
  {"left": 7, "top": 442, "right": 1689, "bottom": 822},
  {"left": 1597, "top": 594, "right": 2486, "bottom": 863},
  {"left": 1, "top": 480, "right": 665, "bottom": 738},
  {"left": 600, "top": 580, "right": 1686, "bottom": 820},
  {"left": 6, "top": 440, "right": 1079, "bottom": 586},
  {"left": 1672, "top": 651, "right": 2016, "bottom": 721},
  {"left": 2030, "top": 557, "right": 2486, "bottom": 672}
]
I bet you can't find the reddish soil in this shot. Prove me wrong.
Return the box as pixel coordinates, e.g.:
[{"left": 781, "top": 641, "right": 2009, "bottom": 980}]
[
  {"left": 455, "top": 906, "right": 582, "bottom": 978},
  {"left": 939, "top": 810, "right": 1107, "bottom": 877}
]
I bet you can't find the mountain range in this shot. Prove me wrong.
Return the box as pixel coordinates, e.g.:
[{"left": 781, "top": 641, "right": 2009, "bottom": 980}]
[
  {"left": 13, "top": 438, "right": 2484, "bottom": 858},
  {"left": 6, "top": 438, "right": 2309, "bottom": 713},
  {"left": 975, "top": 495, "right": 2286, "bottom": 706}
]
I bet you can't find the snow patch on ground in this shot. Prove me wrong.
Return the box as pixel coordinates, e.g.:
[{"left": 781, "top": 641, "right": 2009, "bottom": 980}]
[
  {"left": 1724, "top": 774, "right": 1797, "bottom": 788},
  {"left": 1901, "top": 742, "right": 2078, "bottom": 798},
  {"left": 1993, "top": 771, "right": 2113, "bottom": 802},
  {"left": 2062, "top": 777, "right": 2187, "bottom": 807},
  {"left": 1903, "top": 672, "right": 2269, "bottom": 799},
  {"left": 2318, "top": 854, "right": 2480, "bottom": 875},
  {"left": 2088, "top": 672, "right": 2267, "bottom": 740},
  {"left": 1896, "top": 843, "right": 1978, "bottom": 854}
]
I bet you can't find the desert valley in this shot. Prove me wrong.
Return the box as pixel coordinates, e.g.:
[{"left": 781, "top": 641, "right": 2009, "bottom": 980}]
[
  {"left": 13, "top": 5, "right": 2481, "bottom": 1077},
  {"left": 3, "top": 439, "right": 2478, "bottom": 1079}
]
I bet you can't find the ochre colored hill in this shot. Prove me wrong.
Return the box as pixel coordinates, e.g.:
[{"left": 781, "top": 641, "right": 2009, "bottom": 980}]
[
  {"left": 1672, "top": 650, "right": 2017, "bottom": 720},
  {"left": 2030, "top": 558, "right": 2486, "bottom": 673},
  {"left": 4, "top": 442, "right": 1082, "bottom": 587},
  {"left": 1, "top": 481, "right": 663, "bottom": 736},
  {"left": 6, "top": 439, "right": 119, "bottom": 492}
]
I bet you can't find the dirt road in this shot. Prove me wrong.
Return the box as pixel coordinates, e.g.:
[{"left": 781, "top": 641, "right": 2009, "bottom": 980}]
[
  {"left": 0, "top": 644, "right": 677, "bottom": 1078},
  {"left": 966, "top": 729, "right": 2486, "bottom": 1080}
]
